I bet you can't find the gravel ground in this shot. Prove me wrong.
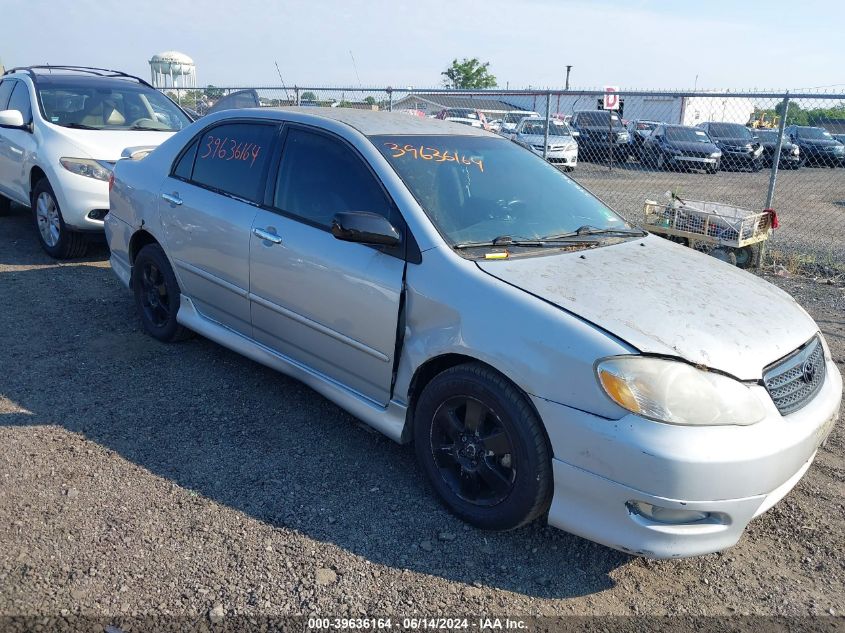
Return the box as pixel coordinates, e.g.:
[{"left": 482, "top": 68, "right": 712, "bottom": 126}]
[
  {"left": 568, "top": 159, "right": 845, "bottom": 262},
  {"left": 0, "top": 204, "right": 843, "bottom": 622}
]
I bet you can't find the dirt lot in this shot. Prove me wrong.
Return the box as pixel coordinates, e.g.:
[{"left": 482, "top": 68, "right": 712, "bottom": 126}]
[
  {"left": 569, "top": 159, "right": 845, "bottom": 263},
  {"left": 0, "top": 205, "right": 843, "bottom": 623}
]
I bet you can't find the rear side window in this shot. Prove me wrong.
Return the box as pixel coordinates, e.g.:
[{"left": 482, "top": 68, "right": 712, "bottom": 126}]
[
  {"left": 274, "top": 127, "right": 393, "bottom": 228},
  {"left": 7, "top": 82, "right": 32, "bottom": 124},
  {"left": 190, "top": 122, "right": 277, "bottom": 202},
  {"left": 0, "top": 80, "right": 15, "bottom": 110},
  {"left": 173, "top": 137, "right": 199, "bottom": 180}
]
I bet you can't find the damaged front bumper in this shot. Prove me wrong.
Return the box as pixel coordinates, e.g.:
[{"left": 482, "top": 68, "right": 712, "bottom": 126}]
[{"left": 534, "top": 358, "right": 842, "bottom": 558}]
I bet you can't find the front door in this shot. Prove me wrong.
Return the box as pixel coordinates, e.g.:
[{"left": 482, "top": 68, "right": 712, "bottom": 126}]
[
  {"left": 159, "top": 120, "right": 278, "bottom": 334},
  {"left": 0, "top": 80, "right": 37, "bottom": 205},
  {"left": 249, "top": 126, "right": 405, "bottom": 405}
]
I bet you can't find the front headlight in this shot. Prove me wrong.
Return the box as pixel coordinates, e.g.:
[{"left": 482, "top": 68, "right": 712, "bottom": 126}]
[
  {"left": 596, "top": 356, "right": 767, "bottom": 426},
  {"left": 60, "top": 158, "right": 112, "bottom": 181},
  {"left": 710, "top": 151, "right": 722, "bottom": 158}
]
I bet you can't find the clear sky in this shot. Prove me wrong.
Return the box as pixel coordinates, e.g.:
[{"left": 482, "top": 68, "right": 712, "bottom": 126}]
[{"left": 1, "top": 0, "right": 842, "bottom": 91}]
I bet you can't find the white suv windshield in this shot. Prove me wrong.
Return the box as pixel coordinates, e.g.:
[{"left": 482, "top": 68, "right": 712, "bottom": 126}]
[
  {"left": 38, "top": 81, "right": 190, "bottom": 131},
  {"left": 374, "top": 135, "right": 629, "bottom": 247}
]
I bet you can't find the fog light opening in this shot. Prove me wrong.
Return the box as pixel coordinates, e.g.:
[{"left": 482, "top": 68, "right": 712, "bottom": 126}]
[
  {"left": 87, "top": 209, "right": 109, "bottom": 221},
  {"left": 626, "top": 501, "right": 711, "bottom": 525}
]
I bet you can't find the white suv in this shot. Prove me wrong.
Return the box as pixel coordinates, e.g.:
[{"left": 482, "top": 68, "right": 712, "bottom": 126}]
[{"left": 0, "top": 66, "right": 191, "bottom": 258}]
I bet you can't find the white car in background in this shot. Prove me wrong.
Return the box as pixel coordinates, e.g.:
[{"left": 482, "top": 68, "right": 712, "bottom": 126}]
[
  {"left": 0, "top": 66, "right": 190, "bottom": 258},
  {"left": 499, "top": 110, "right": 541, "bottom": 134},
  {"left": 510, "top": 117, "right": 578, "bottom": 170}
]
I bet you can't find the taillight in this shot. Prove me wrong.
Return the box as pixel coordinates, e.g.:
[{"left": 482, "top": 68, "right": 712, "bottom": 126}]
[{"left": 108, "top": 174, "right": 115, "bottom": 192}]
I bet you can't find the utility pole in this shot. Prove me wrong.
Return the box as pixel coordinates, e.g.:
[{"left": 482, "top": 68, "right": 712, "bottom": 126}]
[{"left": 565, "top": 65, "right": 573, "bottom": 90}]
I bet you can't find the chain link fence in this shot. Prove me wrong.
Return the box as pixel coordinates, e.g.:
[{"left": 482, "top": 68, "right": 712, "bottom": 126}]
[{"left": 161, "top": 86, "right": 845, "bottom": 268}]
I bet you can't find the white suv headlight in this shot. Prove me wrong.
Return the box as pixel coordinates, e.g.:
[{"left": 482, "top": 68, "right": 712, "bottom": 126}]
[
  {"left": 60, "top": 158, "right": 112, "bottom": 181},
  {"left": 596, "top": 357, "right": 767, "bottom": 426}
]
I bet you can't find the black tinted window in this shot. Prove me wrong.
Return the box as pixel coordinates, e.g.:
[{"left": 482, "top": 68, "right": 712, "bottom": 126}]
[
  {"left": 173, "top": 137, "right": 199, "bottom": 180},
  {"left": 8, "top": 82, "right": 32, "bottom": 124},
  {"left": 191, "top": 123, "right": 276, "bottom": 202},
  {"left": 275, "top": 128, "right": 393, "bottom": 228},
  {"left": 0, "top": 80, "right": 16, "bottom": 110}
]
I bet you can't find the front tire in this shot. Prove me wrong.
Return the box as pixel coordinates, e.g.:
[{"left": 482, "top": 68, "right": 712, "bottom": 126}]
[
  {"left": 132, "top": 243, "right": 192, "bottom": 343},
  {"left": 413, "top": 363, "right": 553, "bottom": 531},
  {"left": 32, "top": 178, "right": 88, "bottom": 259}
]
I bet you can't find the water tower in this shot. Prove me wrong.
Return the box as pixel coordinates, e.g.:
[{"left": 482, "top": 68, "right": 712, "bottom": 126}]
[{"left": 149, "top": 51, "right": 196, "bottom": 89}]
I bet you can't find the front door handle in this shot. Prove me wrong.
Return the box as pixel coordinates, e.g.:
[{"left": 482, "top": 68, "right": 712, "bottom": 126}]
[
  {"left": 252, "top": 227, "right": 282, "bottom": 245},
  {"left": 161, "top": 192, "right": 182, "bottom": 206}
]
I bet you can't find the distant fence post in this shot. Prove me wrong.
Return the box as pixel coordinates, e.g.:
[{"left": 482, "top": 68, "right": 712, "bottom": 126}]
[
  {"left": 543, "top": 91, "right": 552, "bottom": 160},
  {"left": 761, "top": 91, "right": 789, "bottom": 269},
  {"left": 295, "top": 86, "right": 300, "bottom": 106},
  {"left": 387, "top": 87, "right": 393, "bottom": 112}
]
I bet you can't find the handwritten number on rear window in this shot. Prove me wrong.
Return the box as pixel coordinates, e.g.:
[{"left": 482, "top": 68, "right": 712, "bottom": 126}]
[{"left": 200, "top": 134, "right": 262, "bottom": 167}]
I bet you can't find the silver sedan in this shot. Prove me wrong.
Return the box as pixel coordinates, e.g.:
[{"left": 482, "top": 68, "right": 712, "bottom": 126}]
[{"left": 106, "top": 108, "right": 841, "bottom": 558}]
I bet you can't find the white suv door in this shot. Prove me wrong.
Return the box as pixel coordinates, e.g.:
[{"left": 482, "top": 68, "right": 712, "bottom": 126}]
[{"left": 0, "top": 79, "right": 34, "bottom": 205}]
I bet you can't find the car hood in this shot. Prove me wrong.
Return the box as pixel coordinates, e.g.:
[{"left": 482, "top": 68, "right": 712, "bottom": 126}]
[
  {"left": 517, "top": 134, "right": 575, "bottom": 145},
  {"left": 52, "top": 126, "right": 177, "bottom": 161},
  {"left": 712, "top": 136, "right": 755, "bottom": 147},
  {"left": 796, "top": 138, "right": 842, "bottom": 148},
  {"left": 476, "top": 235, "right": 817, "bottom": 380},
  {"left": 665, "top": 140, "right": 719, "bottom": 153}
]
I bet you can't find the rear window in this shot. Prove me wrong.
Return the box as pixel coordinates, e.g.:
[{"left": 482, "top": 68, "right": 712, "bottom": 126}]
[{"left": 190, "top": 122, "right": 277, "bottom": 202}]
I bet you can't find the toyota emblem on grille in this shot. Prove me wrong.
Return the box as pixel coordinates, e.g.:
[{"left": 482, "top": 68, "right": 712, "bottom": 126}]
[{"left": 801, "top": 360, "right": 817, "bottom": 384}]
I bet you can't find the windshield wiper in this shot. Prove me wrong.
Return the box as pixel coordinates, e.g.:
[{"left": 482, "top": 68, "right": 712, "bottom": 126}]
[
  {"left": 541, "top": 225, "right": 647, "bottom": 240},
  {"left": 129, "top": 124, "right": 170, "bottom": 131},
  {"left": 63, "top": 122, "right": 99, "bottom": 130}
]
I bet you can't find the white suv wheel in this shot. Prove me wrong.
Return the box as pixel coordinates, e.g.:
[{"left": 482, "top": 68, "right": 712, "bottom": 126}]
[{"left": 35, "top": 191, "right": 61, "bottom": 247}]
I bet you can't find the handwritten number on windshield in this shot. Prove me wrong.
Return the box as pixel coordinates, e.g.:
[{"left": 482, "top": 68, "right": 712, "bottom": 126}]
[
  {"left": 384, "top": 142, "right": 484, "bottom": 172},
  {"left": 201, "top": 135, "right": 261, "bottom": 167}
]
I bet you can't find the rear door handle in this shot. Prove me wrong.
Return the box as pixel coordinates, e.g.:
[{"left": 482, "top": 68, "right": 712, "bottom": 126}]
[
  {"left": 161, "top": 192, "right": 182, "bottom": 206},
  {"left": 252, "top": 227, "right": 282, "bottom": 245}
]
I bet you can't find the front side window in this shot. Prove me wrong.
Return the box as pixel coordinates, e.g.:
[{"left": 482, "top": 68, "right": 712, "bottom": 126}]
[
  {"left": 374, "top": 134, "right": 628, "bottom": 248},
  {"left": 7, "top": 81, "right": 32, "bottom": 124},
  {"left": 191, "top": 122, "right": 277, "bottom": 202},
  {"left": 274, "top": 127, "right": 393, "bottom": 228},
  {"left": 38, "top": 80, "right": 190, "bottom": 131},
  {"left": 0, "top": 80, "right": 15, "bottom": 111}
]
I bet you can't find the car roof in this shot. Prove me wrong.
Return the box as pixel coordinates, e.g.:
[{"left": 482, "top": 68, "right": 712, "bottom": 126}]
[
  {"left": 9, "top": 72, "right": 149, "bottom": 90},
  {"left": 228, "top": 106, "right": 494, "bottom": 137}
]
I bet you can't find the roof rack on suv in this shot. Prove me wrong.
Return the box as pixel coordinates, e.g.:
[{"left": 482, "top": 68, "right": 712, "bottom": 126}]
[{"left": 3, "top": 65, "right": 154, "bottom": 88}]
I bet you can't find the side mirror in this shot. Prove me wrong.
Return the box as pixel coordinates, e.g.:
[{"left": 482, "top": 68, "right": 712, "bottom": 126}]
[
  {"left": 331, "top": 211, "right": 401, "bottom": 247},
  {"left": 0, "top": 109, "right": 26, "bottom": 129}
]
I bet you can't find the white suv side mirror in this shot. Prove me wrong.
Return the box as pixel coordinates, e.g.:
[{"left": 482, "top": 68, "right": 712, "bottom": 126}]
[{"left": 0, "top": 109, "right": 25, "bottom": 129}]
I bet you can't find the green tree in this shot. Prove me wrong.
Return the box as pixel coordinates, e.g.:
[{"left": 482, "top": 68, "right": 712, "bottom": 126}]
[
  {"left": 441, "top": 58, "right": 497, "bottom": 89},
  {"left": 774, "top": 100, "right": 809, "bottom": 126},
  {"left": 301, "top": 91, "right": 317, "bottom": 102},
  {"left": 363, "top": 96, "right": 376, "bottom": 106},
  {"left": 203, "top": 85, "right": 225, "bottom": 99}
]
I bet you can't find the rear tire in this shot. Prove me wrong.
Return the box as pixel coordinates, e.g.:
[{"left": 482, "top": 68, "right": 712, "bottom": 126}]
[
  {"left": 734, "top": 245, "right": 760, "bottom": 270},
  {"left": 132, "top": 243, "right": 192, "bottom": 343},
  {"left": 31, "top": 178, "right": 88, "bottom": 259},
  {"left": 413, "top": 363, "right": 552, "bottom": 531},
  {"left": 710, "top": 247, "right": 737, "bottom": 266}
]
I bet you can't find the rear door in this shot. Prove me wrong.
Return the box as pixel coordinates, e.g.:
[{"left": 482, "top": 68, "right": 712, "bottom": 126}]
[
  {"left": 249, "top": 125, "right": 406, "bottom": 405},
  {"left": 159, "top": 120, "right": 279, "bottom": 334}
]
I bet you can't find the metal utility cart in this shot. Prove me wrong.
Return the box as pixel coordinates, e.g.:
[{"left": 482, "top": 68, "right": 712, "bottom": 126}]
[{"left": 643, "top": 196, "right": 776, "bottom": 269}]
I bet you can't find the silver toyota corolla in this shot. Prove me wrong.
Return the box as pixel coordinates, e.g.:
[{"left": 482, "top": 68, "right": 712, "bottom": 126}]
[{"left": 106, "top": 108, "right": 841, "bottom": 558}]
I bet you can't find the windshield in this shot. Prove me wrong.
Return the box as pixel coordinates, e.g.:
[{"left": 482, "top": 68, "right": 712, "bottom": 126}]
[
  {"left": 795, "top": 127, "right": 833, "bottom": 140},
  {"left": 445, "top": 109, "right": 477, "bottom": 119},
  {"left": 374, "top": 135, "right": 629, "bottom": 248},
  {"left": 707, "top": 123, "right": 752, "bottom": 139},
  {"left": 576, "top": 111, "right": 622, "bottom": 128},
  {"left": 636, "top": 121, "right": 658, "bottom": 130},
  {"left": 665, "top": 126, "right": 712, "bottom": 143},
  {"left": 519, "top": 120, "right": 571, "bottom": 137},
  {"left": 38, "top": 81, "right": 190, "bottom": 131},
  {"left": 755, "top": 130, "right": 778, "bottom": 141},
  {"left": 503, "top": 112, "right": 536, "bottom": 124}
]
